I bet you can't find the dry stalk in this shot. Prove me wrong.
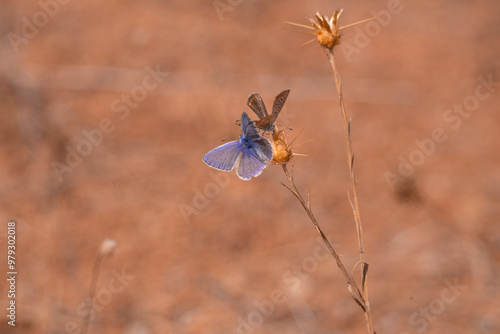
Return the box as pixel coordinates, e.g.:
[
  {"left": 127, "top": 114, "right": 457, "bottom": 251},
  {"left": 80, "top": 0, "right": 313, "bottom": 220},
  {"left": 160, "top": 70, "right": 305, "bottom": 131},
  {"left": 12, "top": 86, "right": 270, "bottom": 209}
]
[
  {"left": 81, "top": 253, "right": 103, "bottom": 334},
  {"left": 284, "top": 10, "right": 375, "bottom": 332},
  {"left": 281, "top": 165, "right": 367, "bottom": 311},
  {"left": 327, "top": 49, "right": 373, "bottom": 333},
  {"left": 81, "top": 239, "right": 117, "bottom": 334}
]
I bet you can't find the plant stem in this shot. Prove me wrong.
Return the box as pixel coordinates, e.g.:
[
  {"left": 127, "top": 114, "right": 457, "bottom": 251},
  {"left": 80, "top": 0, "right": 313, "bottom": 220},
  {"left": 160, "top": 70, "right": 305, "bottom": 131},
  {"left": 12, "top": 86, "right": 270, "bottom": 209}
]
[
  {"left": 327, "top": 48, "right": 373, "bottom": 334},
  {"left": 81, "top": 253, "right": 103, "bottom": 334},
  {"left": 281, "top": 165, "right": 366, "bottom": 311}
]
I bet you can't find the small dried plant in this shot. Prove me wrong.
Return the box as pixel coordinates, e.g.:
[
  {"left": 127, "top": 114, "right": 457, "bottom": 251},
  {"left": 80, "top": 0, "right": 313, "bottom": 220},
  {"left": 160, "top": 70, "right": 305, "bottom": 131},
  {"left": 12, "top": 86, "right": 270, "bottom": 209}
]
[
  {"left": 81, "top": 238, "right": 117, "bottom": 334},
  {"left": 202, "top": 10, "right": 376, "bottom": 333},
  {"left": 283, "top": 9, "right": 376, "bottom": 334}
]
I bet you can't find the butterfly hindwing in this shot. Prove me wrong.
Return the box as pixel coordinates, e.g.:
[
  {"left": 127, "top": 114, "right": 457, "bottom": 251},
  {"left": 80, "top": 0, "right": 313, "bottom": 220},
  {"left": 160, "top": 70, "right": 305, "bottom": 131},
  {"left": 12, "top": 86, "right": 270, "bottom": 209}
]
[{"left": 235, "top": 146, "right": 268, "bottom": 180}]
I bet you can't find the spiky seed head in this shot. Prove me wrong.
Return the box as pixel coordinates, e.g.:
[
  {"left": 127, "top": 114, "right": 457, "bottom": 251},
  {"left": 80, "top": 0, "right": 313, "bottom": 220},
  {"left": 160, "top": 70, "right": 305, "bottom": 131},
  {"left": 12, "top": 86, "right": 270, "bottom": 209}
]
[
  {"left": 309, "top": 9, "right": 343, "bottom": 50},
  {"left": 272, "top": 130, "right": 294, "bottom": 165}
]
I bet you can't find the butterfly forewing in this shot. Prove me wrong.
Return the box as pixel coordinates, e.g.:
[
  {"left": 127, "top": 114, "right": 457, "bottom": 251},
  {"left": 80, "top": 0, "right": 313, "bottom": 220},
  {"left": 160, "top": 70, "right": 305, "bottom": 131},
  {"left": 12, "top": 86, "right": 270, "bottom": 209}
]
[
  {"left": 202, "top": 141, "right": 242, "bottom": 171},
  {"left": 247, "top": 93, "right": 269, "bottom": 119},
  {"left": 272, "top": 89, "right": 290, "bottom": 116}
]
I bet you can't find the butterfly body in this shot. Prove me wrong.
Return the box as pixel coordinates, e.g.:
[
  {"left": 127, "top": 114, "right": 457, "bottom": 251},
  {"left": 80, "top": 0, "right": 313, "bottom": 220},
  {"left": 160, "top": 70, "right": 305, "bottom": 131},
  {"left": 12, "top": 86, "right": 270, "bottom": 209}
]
[{"left": 254, "top": 115, "right": 277, "bottom": 133}]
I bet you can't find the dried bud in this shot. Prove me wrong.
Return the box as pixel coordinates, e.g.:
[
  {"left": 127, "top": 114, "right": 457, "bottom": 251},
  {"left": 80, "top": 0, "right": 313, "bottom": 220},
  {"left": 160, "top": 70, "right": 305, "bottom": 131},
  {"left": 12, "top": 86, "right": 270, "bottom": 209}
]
[
  {"left": 309, "top": 10, "right": 343, "bottom": 50},
  {"left": 286, "top": 9, "right": 374, "bottom": 51},
  {"left": 272, "top": 130, "right": 294, "bottom": 165},
  {"left": 100, "top": 238, "right": 117, "bottom": 256}
]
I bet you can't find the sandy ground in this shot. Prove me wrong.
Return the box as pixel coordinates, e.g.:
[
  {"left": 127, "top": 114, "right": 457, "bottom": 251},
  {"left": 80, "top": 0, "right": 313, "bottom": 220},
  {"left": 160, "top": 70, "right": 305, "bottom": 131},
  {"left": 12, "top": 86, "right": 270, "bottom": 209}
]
[{"left": 1, "top": 0, "right": 499, "bottom": 333}]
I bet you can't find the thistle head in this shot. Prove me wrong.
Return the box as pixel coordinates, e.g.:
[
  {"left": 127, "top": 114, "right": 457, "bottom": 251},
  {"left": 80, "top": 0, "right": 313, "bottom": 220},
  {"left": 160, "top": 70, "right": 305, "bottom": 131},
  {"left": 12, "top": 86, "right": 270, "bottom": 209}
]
[
  {"left": 286, "top": 9, "right": 375, "bottom": 51},
  {"left": 272, "top": 129, "right": 294, "bottom": 165},
  {"left": 309, "top": 9, "right": 343, "bottom": 50}
]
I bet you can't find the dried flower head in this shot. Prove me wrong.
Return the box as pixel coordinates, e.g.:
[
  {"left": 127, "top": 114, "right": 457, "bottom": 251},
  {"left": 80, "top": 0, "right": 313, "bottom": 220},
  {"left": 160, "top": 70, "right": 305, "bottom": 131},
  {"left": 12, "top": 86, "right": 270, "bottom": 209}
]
[
  {"left": 100, "top": 238, "right": 117, "bottom": 256},
  {"left": 309, "top": 9, "right": 343, "bottom": 50},
  {"left": 272, "top": 129, "right": 294, "bottom": 165},
  {"left": 285, "top": 10, "right": 375, "bottom": 51}
]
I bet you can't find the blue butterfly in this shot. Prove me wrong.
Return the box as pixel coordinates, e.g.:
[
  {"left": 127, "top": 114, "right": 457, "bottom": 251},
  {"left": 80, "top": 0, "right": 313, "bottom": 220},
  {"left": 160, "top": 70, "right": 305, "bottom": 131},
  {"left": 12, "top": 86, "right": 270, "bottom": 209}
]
[{"left": 203, "top": 112, "right": 273, "bottom": 180}]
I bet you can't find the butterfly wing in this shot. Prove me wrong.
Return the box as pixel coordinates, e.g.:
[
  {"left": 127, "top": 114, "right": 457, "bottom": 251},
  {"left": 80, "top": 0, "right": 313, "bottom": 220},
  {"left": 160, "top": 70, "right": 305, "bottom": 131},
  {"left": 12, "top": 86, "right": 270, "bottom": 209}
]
[
  {"left": 271, "top": 89, "right": 290, "bottom": 116},
  {"left": 202, "top": 140, "right": 242, "bottom": 171},
  {"left": 247, "top": 92, "right": 269, "bottom": 119},
  {"left": 235, "top": 147, "right": 268, "bottom": 180}
]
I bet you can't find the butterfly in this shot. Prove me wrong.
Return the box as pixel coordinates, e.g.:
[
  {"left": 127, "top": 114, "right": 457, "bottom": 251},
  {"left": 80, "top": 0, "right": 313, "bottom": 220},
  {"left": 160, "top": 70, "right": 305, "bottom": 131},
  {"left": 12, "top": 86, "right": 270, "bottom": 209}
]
[
  {"left": 247, "top": 89, "right": 290, "bottom": 133},
  {"left": 203, "top": 112, "right": 273, "bottom": 180}
]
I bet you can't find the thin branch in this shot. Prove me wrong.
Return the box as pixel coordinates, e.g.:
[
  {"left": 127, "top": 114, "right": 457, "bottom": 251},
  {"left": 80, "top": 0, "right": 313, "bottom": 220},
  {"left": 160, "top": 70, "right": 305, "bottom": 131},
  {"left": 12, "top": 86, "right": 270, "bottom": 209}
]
[{"left": 281, "top": 164, "right": 366, "bottom": 310}]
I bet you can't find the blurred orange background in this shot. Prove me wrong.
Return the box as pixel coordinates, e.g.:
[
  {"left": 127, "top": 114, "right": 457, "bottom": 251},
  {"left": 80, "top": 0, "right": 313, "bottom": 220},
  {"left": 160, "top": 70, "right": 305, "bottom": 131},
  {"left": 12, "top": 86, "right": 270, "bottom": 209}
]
[{"left": 1, "top": 0, "right": 499, "bottom": 333}]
